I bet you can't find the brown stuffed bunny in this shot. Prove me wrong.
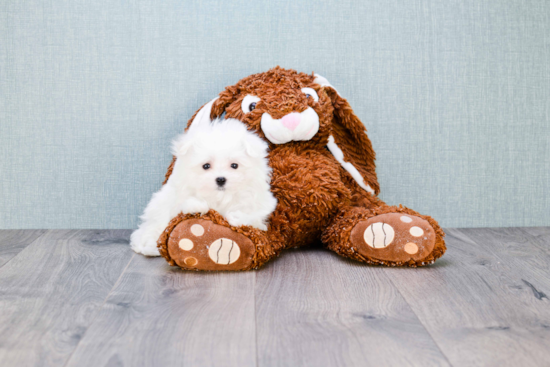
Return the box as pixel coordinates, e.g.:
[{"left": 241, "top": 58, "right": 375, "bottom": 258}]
[{"left": 157, "top": 67, "right": 446, "bottom": 270}]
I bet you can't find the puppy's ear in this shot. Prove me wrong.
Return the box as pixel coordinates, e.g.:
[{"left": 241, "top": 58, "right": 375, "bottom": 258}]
[
  {"left": 315, "top": 74, "right": 379, "bottom": 195},
  {"left": 242, "top": 131, "right": 268, "bottom": 158},
  {"left": 171, "top": 132, "right": 193, "bottom": 158},
  {"left": 163, "top": 133, "right": 192, "bottom": 185}
]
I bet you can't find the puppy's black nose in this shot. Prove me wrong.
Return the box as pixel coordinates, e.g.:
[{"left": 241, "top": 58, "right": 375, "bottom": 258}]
[{"left": 216, "top": 177, "right": 226, "bottom": 186}]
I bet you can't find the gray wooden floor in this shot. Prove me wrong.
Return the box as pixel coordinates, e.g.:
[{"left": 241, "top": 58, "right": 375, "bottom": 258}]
[{"left": 0, "top": 228, "right": 549, "bottom": 367}]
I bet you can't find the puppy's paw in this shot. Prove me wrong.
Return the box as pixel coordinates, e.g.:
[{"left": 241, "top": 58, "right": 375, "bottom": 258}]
[
  {"left": 135, "top": 245, "right": 161, "bottom": 257},
  {"left": 226, "top": 211, "right": 246, "bottom": 227},
  {"left": 130, "top": 227, "right": 162, "bottom": 257},
  {"left": 226, "top": 211, "right": 268, "bottom": 231},
  {"left": 245, "top": 216, "right": 268, "bottom": 231},
  {"left": 255, "top": 222, "right": 268, "bottom": 231},
  {"left": 181, "top": 197, "right": 209, "bottom": 215}
]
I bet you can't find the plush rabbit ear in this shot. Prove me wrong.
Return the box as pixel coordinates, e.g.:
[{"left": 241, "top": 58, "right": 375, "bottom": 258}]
[
  {"left": 186, "top": 97, "right": 218, "bottom": 130},
  {"left": 185, "top": 86, "right": 240, "bottom": 130},
  {"left": 315, "top": 74, "right": 379, "bottom": 195}
]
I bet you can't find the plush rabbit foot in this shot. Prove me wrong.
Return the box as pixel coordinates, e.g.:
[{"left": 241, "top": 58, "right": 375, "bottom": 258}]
[
  {"left": 163, "top": 218, "right": 255, "bottom": 271},
  {"left": 157, "top": 210, "right": 276, "bottom": 271},
  {"left": 351, "top": 213, "right": 437, "bottom": 265},
  {"left": 323, "top": 206, "right": 446, "bottom": 267}
]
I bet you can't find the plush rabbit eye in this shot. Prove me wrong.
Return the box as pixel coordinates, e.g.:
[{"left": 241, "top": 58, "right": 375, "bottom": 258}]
[
  {"left": 231, "top": 163, "right": 238, "bottom": 169},
  {"left": 241, "top": 95, "right": 261, "bottom": 113},
  {"left": 301, "top": 88, "right": 319, "bottom": 102},
  {"left": 202, "top": 163, "right": 210, "bottom": 170}
]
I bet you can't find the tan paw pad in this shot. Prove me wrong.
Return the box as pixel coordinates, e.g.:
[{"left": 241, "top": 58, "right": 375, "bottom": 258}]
[
  {"left": 409, "top": 226, "right": 424, "bottom": 237},
  {"left": 190, "top": 224, "right": 204, "bottom": 236},
  {"left": 208, "top": 238, "right": 241, "bottom": 265},
  {"left": 184, "top": 257, "right": 198, "bottom": 266},
  {"left": 404, "top": 242, "right": 418, "bottom": 254},
  {"left": 363, "top": 223, "right": 395, "bottom": 248},
  {"left": 178, "top": 238, "right": 194, "bottom": 251}
]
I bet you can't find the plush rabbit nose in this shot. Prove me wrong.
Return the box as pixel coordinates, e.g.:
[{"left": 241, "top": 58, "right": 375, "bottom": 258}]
[{"left": 281, "top": 113, "right": 301, "bottom": 131}]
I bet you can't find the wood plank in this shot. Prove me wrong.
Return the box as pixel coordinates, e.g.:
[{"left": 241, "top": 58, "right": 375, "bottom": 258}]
[
  {"left": 522, "top": 226, "right": 550, "bottom": 238},
  {"left": 518, "top": 227, "right": 550, "bottom": 257},
  {"left": 386, "top": 228, "right": 550, "bottom": 366},
  {"left": 65, "top": 255, "right": 257, "bottom": 367},
  {"left": 0, "top": 229, "right": 47, "bottom": 268},
  {"left": 0, "top": 230, "right": 134, "bottom": 367},
  {"left": 462, "top": 227, "right": 550, "bottom": 290},
  {"left": 255, "top": 248, "right": 450, "bottom": 367}
]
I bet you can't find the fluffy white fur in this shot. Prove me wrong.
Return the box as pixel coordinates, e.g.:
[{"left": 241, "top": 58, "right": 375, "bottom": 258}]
[{"left": 130, "top": 118, "right": 277, "bottom": 256}]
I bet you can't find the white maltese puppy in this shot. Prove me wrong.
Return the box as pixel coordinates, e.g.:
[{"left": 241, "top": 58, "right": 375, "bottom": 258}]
[{"left": 130, "top": 118, "right": 277, "bottom": 256}]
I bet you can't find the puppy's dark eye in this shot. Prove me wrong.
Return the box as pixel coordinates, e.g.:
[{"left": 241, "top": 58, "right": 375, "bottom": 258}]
[
  {"left": 231, "top": 163, "right": 238, "bottom": 169},
  {"left": 202, "top": 163, "right": 210, "bottom": 170},
  {"left": 305, "top": 94, "right": 312, "bottom": 99},
  {"left": 249, "top": 102, "right": 256, "bottom": 112}
]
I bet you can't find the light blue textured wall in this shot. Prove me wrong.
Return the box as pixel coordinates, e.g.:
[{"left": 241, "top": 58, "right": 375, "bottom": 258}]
[{"left": 1, "top": 0, "right": 549, "bottom": 229}]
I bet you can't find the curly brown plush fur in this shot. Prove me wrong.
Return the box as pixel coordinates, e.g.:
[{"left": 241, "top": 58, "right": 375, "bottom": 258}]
[{"left": 158, "top": 67, "right": 446, "bottom": 270}]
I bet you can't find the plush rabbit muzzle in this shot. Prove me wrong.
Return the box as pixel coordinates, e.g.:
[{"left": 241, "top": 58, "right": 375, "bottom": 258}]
[{"left": 260, "top": 107, "right": 319, "bottom": 144}]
